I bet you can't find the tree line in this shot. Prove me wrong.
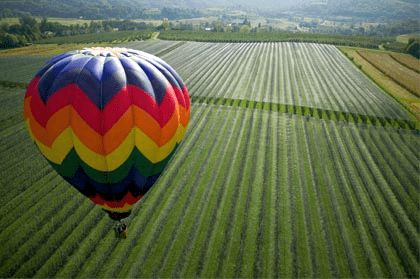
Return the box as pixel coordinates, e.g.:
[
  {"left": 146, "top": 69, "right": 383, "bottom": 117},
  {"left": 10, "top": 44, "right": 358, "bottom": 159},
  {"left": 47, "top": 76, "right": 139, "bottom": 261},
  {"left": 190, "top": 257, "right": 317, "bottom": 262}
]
[
  {"left": 0, "top": 15, "right": 155, "bottom": 48},
  {"left": 0, "top": 2, "right": 202, "bottom": 20}
]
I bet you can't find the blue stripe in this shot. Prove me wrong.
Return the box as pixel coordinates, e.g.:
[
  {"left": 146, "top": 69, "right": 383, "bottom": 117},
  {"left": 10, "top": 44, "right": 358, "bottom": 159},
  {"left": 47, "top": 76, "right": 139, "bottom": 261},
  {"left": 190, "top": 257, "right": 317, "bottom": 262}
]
[{"left": 64, "top": 167, "right": 161, "bottom": 200}]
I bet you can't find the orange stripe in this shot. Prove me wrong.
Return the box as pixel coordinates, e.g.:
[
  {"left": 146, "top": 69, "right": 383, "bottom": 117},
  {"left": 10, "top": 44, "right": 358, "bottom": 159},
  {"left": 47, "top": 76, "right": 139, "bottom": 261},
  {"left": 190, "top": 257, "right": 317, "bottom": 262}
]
[
  {"left": 25, "top": 96, "right": 185, "bottom": 154},
  {"left": 180, "top": 107, "right": 190, "bottom": 126},
  {"left": 72, "top": 110, "right": 105, "bottom": 154},
  {"left": 25, "top": 97, "right": 70, "bottom": 146},
  {"left": 103, "top": 109, "right": 134, "bottom": 154}
]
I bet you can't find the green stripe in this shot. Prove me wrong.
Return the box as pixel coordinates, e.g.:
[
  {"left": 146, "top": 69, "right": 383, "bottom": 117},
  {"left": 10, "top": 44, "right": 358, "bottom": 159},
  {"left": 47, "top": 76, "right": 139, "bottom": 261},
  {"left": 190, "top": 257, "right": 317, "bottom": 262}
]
[{"left": 47, "top": 146, "right": 178, "bottom": 184}]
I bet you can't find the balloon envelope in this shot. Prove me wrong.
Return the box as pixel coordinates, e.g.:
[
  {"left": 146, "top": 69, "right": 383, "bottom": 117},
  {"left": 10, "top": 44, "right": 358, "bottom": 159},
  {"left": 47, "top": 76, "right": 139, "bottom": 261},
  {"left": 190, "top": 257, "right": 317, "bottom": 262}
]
[{"left": 24, "top": 47, "right": 190, "bottom": 218}]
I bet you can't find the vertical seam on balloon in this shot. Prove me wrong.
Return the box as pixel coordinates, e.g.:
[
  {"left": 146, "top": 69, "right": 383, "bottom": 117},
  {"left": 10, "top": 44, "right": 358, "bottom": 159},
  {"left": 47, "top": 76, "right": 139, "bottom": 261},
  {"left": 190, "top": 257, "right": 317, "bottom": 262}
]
[
  {"left": 137, "top": 59, "right": 162, "bottom": 154},
  {"left": 42, "top": 55, "right": 74, "bottom": 103},
  {"left": 42, "top": 56, "right": 75, "bottom": 148},
  {"left": 100, "top": 57, "right": 110, "bottom": 184},
  {"left": 148, "top": 57, "right": 188, "bottom": 165},
  {"left": 73, "top": 55, "right": 95, "bottom": 186},
  {"left": 155, "top": 57, "right": 187, "bottom": 111},
  {"left": 122, "top": 56, "right": 137, "bottom": 198},
  {"left": 137, "top": 57, "right": 164, "bottom": 178},
  {"left": 154, "top": 64, "right": 166, "bottom": 172},
  {"left": 134, "top": 58, "right": 156, "bottom": 191}
]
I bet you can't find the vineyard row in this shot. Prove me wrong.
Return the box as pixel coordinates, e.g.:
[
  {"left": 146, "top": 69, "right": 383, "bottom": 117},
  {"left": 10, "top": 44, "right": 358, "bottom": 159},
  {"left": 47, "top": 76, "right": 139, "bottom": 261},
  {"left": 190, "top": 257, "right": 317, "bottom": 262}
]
[{"left": 191, "top": 96, "right": 417, "bottom": 130}]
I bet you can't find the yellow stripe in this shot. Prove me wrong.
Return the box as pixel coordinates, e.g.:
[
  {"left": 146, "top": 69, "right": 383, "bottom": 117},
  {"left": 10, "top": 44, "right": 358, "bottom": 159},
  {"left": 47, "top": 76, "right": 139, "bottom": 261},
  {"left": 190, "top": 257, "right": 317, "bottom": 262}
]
[
  {"left": 37, "top": 128, "right": 74, "bottom": 163},
  {"left": 32, "top": 124, "right": 187, "bottom": 171},
  {"left": 99, "top": 203, "right": 134, "bottom": 212}
]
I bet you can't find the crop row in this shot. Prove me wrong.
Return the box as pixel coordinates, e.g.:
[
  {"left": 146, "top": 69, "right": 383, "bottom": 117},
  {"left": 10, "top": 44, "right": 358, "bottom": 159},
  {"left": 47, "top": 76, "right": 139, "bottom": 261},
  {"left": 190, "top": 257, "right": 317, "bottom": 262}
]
[
  {"left": 160, "top": 42, "right": 413, "bottom": 120},
  {"left": 0, "top": 41, "right": 414, "bottom": 123},
  {"left": 190, "top": 95, "right": 417, "bottom": 130},
  {"left": 2, "top": 101, "right": 417, "bottom": 278},
  {"left": 118, "top": 39, "right": 184, "bottom": 56},
  {"left": 101, "top": 105, "right": 416, "bottom": 278}
]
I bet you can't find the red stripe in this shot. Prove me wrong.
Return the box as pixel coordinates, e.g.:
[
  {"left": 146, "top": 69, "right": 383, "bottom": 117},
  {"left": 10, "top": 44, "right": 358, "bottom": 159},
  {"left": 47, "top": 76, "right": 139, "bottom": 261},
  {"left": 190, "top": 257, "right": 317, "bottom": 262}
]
[
  {"left": 28, "top": 79, "right": 181, "bottom": 133},
  {"left": 173, "top": 86, "right": 186, "bottom": 108},
  {"left": 30, "top": 83, "right": 74, "bottom": 127},
  {"left": 182, "top": 85, "right": 191, "bottom": 109},
  {"left": 90, "top": 192, "right": 143, "bottom": 208},
  {"left": 25, "top": 76, "right": 40, "bottom": 98}
]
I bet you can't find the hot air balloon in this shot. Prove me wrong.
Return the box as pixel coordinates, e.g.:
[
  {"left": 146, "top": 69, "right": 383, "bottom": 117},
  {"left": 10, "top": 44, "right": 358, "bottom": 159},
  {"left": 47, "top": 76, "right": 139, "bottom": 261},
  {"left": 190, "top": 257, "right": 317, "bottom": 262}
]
[{"left": 23, "top": 47, "right": 190, "bottom": 235}]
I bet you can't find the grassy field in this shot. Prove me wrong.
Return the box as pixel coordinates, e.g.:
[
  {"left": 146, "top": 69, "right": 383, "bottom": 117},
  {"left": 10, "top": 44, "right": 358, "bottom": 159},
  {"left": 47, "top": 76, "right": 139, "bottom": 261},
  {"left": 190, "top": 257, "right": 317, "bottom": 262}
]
[
  {"left": 0, "top": 43, "right": 111, "bottom": 57},
  {"left": 0, "top": 40, "right": 418, "bottom": 278},
  {"left": 357, "top": 50, "right": 420, "bottom": 97},
  {"left": 389, "top": 52, "right": 420, "bottom": 73},
  {"left": 340, "top": 47, "right": 420, "bottom": 121}
]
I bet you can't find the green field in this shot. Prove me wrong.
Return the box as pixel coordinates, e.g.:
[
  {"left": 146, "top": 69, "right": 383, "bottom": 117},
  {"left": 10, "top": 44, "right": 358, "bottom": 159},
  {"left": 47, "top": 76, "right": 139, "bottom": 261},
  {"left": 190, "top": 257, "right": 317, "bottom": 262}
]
[
  {"left": 161, "top": 41, "right": 413, "bottom": 121},
  {"left": 0, "top": 40, "right": 418, "bottom": 278}
]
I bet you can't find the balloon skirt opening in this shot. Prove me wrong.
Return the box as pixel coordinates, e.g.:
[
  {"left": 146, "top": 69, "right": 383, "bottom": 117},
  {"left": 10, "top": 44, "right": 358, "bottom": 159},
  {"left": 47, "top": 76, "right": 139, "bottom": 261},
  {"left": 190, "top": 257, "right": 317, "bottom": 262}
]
[{"left": 104, "top": 209, "right": 132, "bottom": 221}]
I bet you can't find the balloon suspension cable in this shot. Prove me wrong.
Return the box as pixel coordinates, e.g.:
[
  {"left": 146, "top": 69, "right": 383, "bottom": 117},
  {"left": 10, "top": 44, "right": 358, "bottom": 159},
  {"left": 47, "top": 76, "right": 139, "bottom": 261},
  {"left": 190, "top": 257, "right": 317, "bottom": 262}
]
[
  {"left": 115, "top": 220, "right": 128, "bottom": 239},
  {"left": 103, "top": 209, "right": 131, "bottom": 221},
  {"left": 102, "top": 210, "right": 130, "bottom": 238}
]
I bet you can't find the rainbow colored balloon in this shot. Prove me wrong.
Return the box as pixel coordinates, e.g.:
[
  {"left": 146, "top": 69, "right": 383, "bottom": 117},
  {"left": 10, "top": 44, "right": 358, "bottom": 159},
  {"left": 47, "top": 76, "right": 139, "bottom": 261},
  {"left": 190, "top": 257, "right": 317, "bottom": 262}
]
[{"left": 24, "top": 47, "right": 190, "bottom": 220}]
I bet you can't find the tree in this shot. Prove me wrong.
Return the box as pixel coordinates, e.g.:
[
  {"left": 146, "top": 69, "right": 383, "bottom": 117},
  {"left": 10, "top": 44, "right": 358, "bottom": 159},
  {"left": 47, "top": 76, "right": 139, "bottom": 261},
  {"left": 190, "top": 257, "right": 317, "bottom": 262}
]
[
  {"left": 162, "top": 18, "right": 170, "bottom": 31},
  {"left": 212, "top": 20, "right": 224, "bottom": 32},
  {"left": 406, "top": 38, "right": 420, "bottom": 58},
  {"left": 88, "top": 21, "right": 103, "bottom": 33},
  {"left": 17, "top": 15, "right": 40, "bottom": 41},
  {"left": 242, "top": 17, "right": 251, "bottom": 27},
  {"left": 40, "top": 17, "right": 48, "bottom": 32},
  {"left": 18, "top": 14, "right": 37, "bottom": 28},
  {"left": 0, "top": 8, "right": 14, "bottom": 18},
  {"left": 0, "top": 33, "right": 20, "bottom": 48},
  {"left": 240, "top": 25, "right": 250, "bottom": 33}
]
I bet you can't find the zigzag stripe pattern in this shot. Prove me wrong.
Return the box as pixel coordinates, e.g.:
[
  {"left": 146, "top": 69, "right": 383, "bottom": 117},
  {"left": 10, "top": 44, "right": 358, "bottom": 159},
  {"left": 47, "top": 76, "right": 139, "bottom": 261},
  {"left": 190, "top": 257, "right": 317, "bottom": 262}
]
[{"left": 24, "top": 47, "right": 190, "bottom": 213}]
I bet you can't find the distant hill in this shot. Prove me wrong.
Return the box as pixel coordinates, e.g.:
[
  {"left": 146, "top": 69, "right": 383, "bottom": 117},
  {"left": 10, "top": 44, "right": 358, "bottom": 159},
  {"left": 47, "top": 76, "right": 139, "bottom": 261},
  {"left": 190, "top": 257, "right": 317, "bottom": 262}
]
[
  {"left": 0, "top": 0, "right": 418, "bottom": 21},
  {"left": 0, "top": 0, "right": 203, "bottom": 19},
  {"left": 296, "top": 0, "right": 420, "bottom": 20}
]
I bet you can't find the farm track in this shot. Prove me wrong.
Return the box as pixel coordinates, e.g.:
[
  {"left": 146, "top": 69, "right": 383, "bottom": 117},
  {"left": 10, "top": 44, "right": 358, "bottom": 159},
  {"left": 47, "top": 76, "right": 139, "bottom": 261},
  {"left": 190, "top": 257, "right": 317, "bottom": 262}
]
[{"left": 0, "top": 40, "right": 418, "bottom": 278}]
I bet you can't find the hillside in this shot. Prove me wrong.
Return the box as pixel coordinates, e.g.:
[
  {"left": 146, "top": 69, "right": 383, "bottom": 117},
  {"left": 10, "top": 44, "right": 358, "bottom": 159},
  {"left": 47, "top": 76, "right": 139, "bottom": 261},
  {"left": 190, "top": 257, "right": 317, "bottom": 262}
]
[
  {"left": 0, "top": 0, "right": 419, "bottom": 20},
  {"left": 296, "top": 0, "right": 419, "bottom": 20}
]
